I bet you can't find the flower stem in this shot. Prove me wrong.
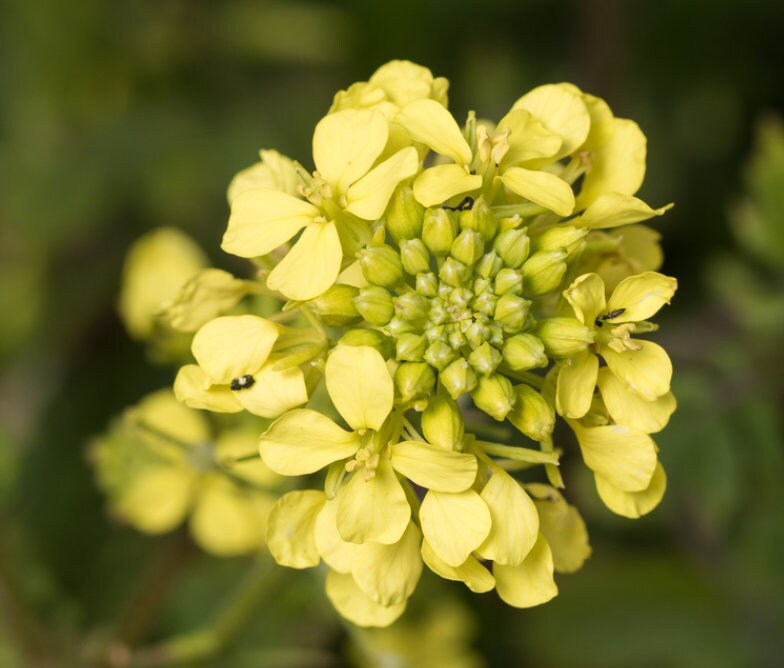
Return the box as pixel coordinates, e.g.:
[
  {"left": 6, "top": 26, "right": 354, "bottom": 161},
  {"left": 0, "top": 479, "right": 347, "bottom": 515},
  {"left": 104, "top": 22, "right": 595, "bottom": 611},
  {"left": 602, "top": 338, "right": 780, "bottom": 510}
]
[{"left": 474, "top": 440, "right": 560, "bottom": 465}]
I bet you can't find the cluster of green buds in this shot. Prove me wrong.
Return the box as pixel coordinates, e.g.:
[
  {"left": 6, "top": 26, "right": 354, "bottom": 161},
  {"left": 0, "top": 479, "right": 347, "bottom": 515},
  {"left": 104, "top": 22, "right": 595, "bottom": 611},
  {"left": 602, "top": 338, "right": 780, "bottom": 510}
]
[{"left": 106, "top": 61, "right": 678, "bottom": 627}]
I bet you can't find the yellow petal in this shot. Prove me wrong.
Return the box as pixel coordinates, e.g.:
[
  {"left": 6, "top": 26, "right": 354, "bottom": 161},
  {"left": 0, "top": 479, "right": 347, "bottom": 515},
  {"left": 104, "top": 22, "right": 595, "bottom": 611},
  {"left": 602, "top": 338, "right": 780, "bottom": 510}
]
[
  {"left": 390, "top": 441, "right": 477, "bottom": 492},
  {"left": 315, "top": 499, "right": 360, "bottom": 573},
  {"left": 497, "top": 108, "right": 563, "bottom": 165},
  {"left": 512, "top": 84, "right": 591, "bottom": 158},
  {"left": 352, "top": 522, "right": 423, "bottom": 606},
  {"left": 336, "top": 459, "right": 411, "bottom": 544},
  {"left": 606, "top": 271, "right": 678, "bottom": 323},
  {"left": 117, "top": 467, "right": 195, "bottom": 534},
  {"left": 419, "top": 489, "right": 491, "bottom": 567},
  {"left": 421, "top": 540, "right": 495, "bottom": 593},
  {"left": 369, "top": 60, "right": 446, "bottom": 107},
  {"left": 325, "top": 569, "right": 407, "bottom": 628},
  {"left": 572, "top": 422, "right": 657, "bottom": 492},
  {"left": 266, "top": 221, "right": 342, "bottom": 301},
  {"left": 577, "top": 118, "right": 647, "bottom": 208},
  {"left": 555, "top": 350, "right": 599, "bottom": 419},
  {"left": 597, "top": 367, "right": 677, "bottom": 433},
  {"left": 174, "top": 364, "right": 242, "bottom": 413},
  {"left": 345, "top": 147, "right": 419, "bottom": 220},
  {"left": 476, "top": 468, "right": 539, "bottom": 566},
  {"left": 134, "top": 389, "right": 212, "bottom": 445},
  {"left": 563, "top": 272, "right": 606, "bottom": 325},
  {"left": 580, "top": 92, "right": 615, "bottom": 152},
  {"left": 413, "top": 164, "right": 482, "bottom": 207},
  {"left": 501, "top": 167, "right": 575, "bottom": 217},
  {"left": 572, "top": 193, "right": 673, "bottom": 229},
  {"left": 325, "top": 345, "right": 393, "bottom": 431},
  {"left": 226, "top": 150, "right": 300, "bottom": 204},
  {"left": 313, "top": 109, "right": 388, "bottom": 192},
  {"left": 527, "top": 483, "right": 592, "bottom": 573},
  {"left": 600, "top": 340, "right": 672, "bottom": 401},
  {"left": 189, "top": 476, "right": 269, "bottom": 556},
  {"left": 266, "top": 490, "right": 325, "bottom": 568},
  {"left": 494, "top": 534, "right": 558, "bottom": 608},
  {"left": 223, "top": 189, "right": 318, "bottom": 258},
  {"left": 395, "top": 99, "right": 472, "bottom": 164},
  {"left": 191, "top": 315, "right": 278, "bottom": 385},
  {"left": 259, "top": 409, "right": 360, "bottom": 475},
  {"left": 215, "top": 428, "right": 280, "bottom": 487},
  {"left": 234, "top": 364, "right": 308, "bottom": 418},
  {"left": 595, "top": 461, "right": 667, "bottom": 518}
]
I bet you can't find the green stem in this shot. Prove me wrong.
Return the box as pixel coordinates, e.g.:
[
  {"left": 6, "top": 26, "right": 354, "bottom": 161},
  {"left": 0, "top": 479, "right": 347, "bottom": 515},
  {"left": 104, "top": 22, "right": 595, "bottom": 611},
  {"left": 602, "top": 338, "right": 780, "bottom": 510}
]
[
  {"left": 298, "top": 304, "right": 327, "bottom": 338},
  {"left": 474, "top": 440, "right": 560, "bottom": 465}
]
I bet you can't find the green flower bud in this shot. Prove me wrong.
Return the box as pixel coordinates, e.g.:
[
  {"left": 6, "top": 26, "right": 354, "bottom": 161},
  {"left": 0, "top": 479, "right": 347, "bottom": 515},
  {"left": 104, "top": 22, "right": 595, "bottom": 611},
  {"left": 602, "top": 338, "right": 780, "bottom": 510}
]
[
  {"left": 339, "top": 329, "right": 394, "bottom": 358},
  {"left": 394, "top": 291, "right": 429, "bottom": 322},
  {"left": 535, "top": 225, "right": 588, "bottom": 258},
  {"left": 470, "top": 374, "right": 516, "bottom": 421},
  {"left": 494, "top": 293, "right": 531, "bottom": 332},
  {"left": 395, "top": 362, "right": 436, "bottom": 403},
  {"left": 400, "top": 238, "right": 431, "bottom": 275},
  {"left": 459, "top": 197, "right": 498, "bottom": 241},
  {"left": 428, "top": 300, "right": 447, "bottom": 325},
  {"left": 425, "top": 324, "right": 446, "bottom": 343},
  {"left": 465, "top": 320, "right": 489, "bottom": 348},
  {"left": 471, "top": 291, "right": 497, "bottom": 317},
  {"left": 386, "top": 184, "right": 425, "bottom": 241},
  {"left": 416, "top": 271, "right": 439, "bottom": 298},
  {"left": 487, "top": 322, "right": 504, "bottom": 347},
  {"left": 494, "top": 268, "right": 523, "bottom": 295},
  {"left": 422, "top": 207, "right": 458, "bottom": 255},
  {"left": 308, "top": 284, "right": 359, "bottom": 327},
  {"left": 494, "top": 228, "right": 530, "bottom": 268},
  {"left": 536, "top": 317, "right": 594, "bottom": 358},
  {"left": 473, "top": 276, "right": 491, "bottom": 295},
  {"left": 503, "top": 333, "right": 548, "bottom": 370},
  {"left": 475, "top": 250, "right": 503, "bottom": 279},
  {"left": 447, "top": 329, "right": 467, "bottom": 350},
  {"left": 422, "top": 392, "right": 465, "bottom": 451},
  {"left": 354, "top": 286, "right": 394, "bottom": 325},
  {"left": 424, "top": 340, "right": 457, "bottom": 370},
  {"left": 439, "top": 358, "right": 478, "bottom": 398},
  {"left": 521, "top": 249, "right": 567, "bottom": 296},
  {"left": 507, "top": 384, "right": 555, "bottom": 442},
  {"left": 387, "top": 316, "right": 419, "bottom": 336},
  {"left": 450, "top": 230, "right": 485, "bottom": 266},
  {"left": 396, "top": 333, "right": 427, "bottom": 361},
  {"left": 439, "top": 257, "right": 470, "bottom": 287},
  {"left": 358, "top": 245, "right": 403, "bottom": 289},
  {"left": 467, "top": 341, "right": 503, "bottom": 375},
  {"left": 448, "top": 287, "right": 472, "bottom": 307}
]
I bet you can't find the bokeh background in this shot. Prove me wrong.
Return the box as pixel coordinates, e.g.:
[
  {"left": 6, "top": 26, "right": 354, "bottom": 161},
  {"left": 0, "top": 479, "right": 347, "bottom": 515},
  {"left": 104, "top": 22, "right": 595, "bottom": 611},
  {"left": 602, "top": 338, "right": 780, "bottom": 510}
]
[{"left": 2, "top": 0, "right": 784, "bottom": 666}]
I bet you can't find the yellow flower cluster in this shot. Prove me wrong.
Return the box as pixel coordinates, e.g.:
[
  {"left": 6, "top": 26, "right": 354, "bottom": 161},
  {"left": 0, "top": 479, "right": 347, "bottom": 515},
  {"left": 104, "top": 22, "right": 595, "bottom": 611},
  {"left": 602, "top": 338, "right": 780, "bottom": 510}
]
[{"left": 107, "top": 60, "right": 677, "bottom": 627}]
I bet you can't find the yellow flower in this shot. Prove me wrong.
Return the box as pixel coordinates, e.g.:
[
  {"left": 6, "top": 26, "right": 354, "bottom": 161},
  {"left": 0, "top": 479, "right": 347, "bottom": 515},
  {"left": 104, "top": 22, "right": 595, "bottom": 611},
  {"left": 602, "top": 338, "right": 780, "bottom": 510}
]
[{"left": 222, "top": 109, "right": 418, "bottom": 300}]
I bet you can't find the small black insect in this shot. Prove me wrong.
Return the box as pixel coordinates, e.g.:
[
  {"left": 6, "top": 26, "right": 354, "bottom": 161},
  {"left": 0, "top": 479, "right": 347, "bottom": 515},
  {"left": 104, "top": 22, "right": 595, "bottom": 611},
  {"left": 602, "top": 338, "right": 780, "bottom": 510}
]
[
  {"left": 230, "top": 375, "right": 256, "bottom": 391},
  {"left": 443, "top": 196, "right": 474, "bottom": 212},
  {"left": 594, "top": 308, "right": 626, "bottom": 327}
]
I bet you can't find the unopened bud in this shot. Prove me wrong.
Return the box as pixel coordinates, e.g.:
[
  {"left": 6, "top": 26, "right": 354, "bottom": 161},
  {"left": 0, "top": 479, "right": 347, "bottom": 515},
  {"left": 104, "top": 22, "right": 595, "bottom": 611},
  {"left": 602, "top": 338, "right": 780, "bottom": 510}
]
[
  {"left": 450, "top": 230, "right": 485, "bottom": 266},
  {"left": 359, "top": 245, "right": 403, "bottom": 288},
  {"left": 536, "top": 317, "right": 594, "bottom": 358},
  {"left": 354, "top": 286, "right": 394, "bottom": 325},
  {"left": 470, "top": 374, "right": 516, "bottom": 421},
  {"left": 439, "top": 358, "right": 478, "bottom": 398},
  {"left": 309, "top": 284, "right": 359, "bottom": 327},
  {"left": 475, "top": 250, "right": 503, "bottom": 279},
  {"left": 521, "top": 249, "right": 567, "bottom": 296},
  {"left": 422, "top": 207, "right": 458, "bottom": 255},
  {"left": 459, "top": 197, "right": 498, "bottom": 241},
  {"left": 439, "top": 257, "right": 470, "bottom": 287},
  {"left": 396, "top": 333, "right": 426, "bottom": 361},
  {"left": 400, "top": 239, "right": 431, "bottom": 275},
  {"left": 494, "top": 228, "right": 530, "bottom": 268},
  {"left": 467, "top": 342, "right": 503, "bottom": 375},
  {"left": 395, "top": 362, "right": 436, "bottom": 403},
  {"left": 535, "top": 225, "right": 588, "bottom": 258},
  {"left": 494, "top": 294, "right": 531, "bottom": 332},
  {"left": 503, "top": 333, "right": 548, "bottom": 370},
  {"left": 424, "top": 340, "right": 457, "bottom": 370},
  {"left": 387, "top": 317, "right": 419, "bottom": 336},
  {"left": 472, "top": 291, "right": 497, "bottom": 317},
  {"left": 416, "top": 271, "right": 439, "bottom": 298},
  {"left": 422, "top": 392, "right": 465, "bottom": 450},
  {"left": 507, "top": 384, "right": 555, "bottom": 441},
  {"left": 494, "top": 268, "right": 523, "bottom": 295},
  {"left": 394, "top": 291, "right": 429, "bottom": 322},
  {"left": 339, "top": 329, "right": 394, "bottom": 358},
  {"left": 447, "top": 329, "right": 467, "bottom": 349},
  {"left": 386, "top": 184, "right": 424, "bottom": 241}
]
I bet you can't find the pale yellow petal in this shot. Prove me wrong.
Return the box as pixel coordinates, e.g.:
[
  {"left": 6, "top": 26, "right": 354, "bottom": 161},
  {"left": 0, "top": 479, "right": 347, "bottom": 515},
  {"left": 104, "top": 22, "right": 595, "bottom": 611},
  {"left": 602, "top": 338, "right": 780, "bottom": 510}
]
[
  {"left": 512, "top": 84, "right": 591, "bottom": 158},
  {"left": 173, "top": 364, "right": 242, "bottom": 413},
  {"left": 600, "top": 340, "right": 672, "bottom": 401},
  {"left": 501, "top": 167, "right": 575, "bottom": 217},
  {"left": 223, "top": 189, "right": 317, "bottom": 258},
  {"left": 419, "top": 489, "right": 491, "bottom": 567},
  {"left": 597, "top": 367, "right": 677, "bottom": 433},
  {"left": 421, "top": 540, "right": 495, "bottom": 593},
  {"left": 326, "top": 569, "right": 407, "bottom": 628},
  {"left": 313, "top": 109, "right": 388, "bottom": 192},
  {"left": 266, "top": 490, "right": 325, "bottom": 568},
  {"left": 497, "top": 108, "right": 562, "bottom": 165},
  {"left": 476, "top": 469, "right": 539, "bottom": 566},
  {"left": 134, "top": 389, "right": 212, "bottom": 445},
  {"left": 266, "top": 221, "right": 342, "bottom": 301},
  {"left": 325, "top": 345, "right": 393, "bottom": 431},
  {"left": 555, "top": 350, "right": 599, "bottom": 419},
  {"left": 572, "top": 193, "right": 673, "bottom": 229},
  {"left": 563, "top": 272, "right": 606, "bottom": 325},
  {"left": 345, "top": 147, "right": 419, "bottom": 220},
  {"left": 395, "top": 99, "right": 472, "bottom": 164},
  {"left": 191, "top": 315, "right": 278, "bottom": 385},
  {"left": 413, "top": 164, "right": 482, "bottom": 207},
  {"left": 315, "top": 499, "right": 359, "bottom": 573},
  {"left": 352, "top": 522, "right": 423, "bottom": 606},
  {"left": 606, "top": 271, "right": 678, "bottom": 322},
  {"left": 596, "top": 461, "right": 667, "bottom": 518},
  {"left": 581, "top": 92, "right": 615, "bottom": 152},
  {"left": 117, "top": 467, "right": 195, "bottom": 534},
  {"left": 234, "top": 364, "right": 308, "bottom": 418},
  {"left": 259, "top": 409, "right": 360, "bottom": 475},
  {"left": 494, "top": 534, "right": 558, "bottom": 608},
  {"left": 336, "top": 460, "right": 410, "bottom": 544},
  {"left": 390, "top": 441, "right": 477, "bottom": 493},
  {"left": 572, "top": 422, "right": 657, "bottom": 492}
]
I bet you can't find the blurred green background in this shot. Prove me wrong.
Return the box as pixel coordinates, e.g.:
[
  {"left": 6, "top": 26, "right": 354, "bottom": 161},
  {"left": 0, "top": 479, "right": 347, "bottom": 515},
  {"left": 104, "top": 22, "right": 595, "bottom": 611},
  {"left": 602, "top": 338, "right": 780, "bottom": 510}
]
[{"left": 2, "top": 0, "right": 783, "bottom": 666}]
